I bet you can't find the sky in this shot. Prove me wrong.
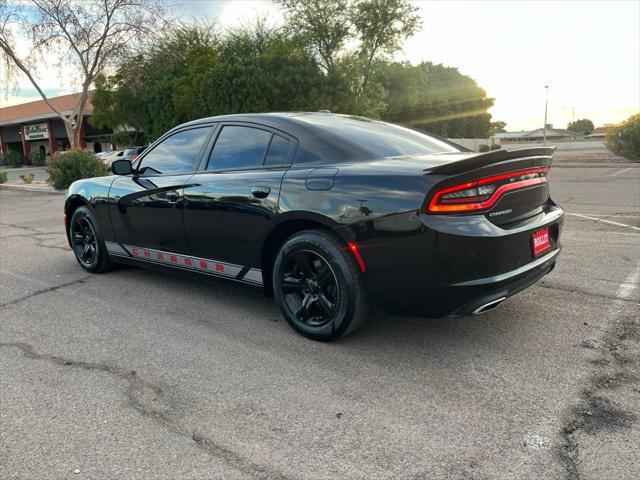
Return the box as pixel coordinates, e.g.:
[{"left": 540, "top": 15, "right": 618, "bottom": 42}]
[{"left": 2, "top": 0, "right": 639, "bottom": 131}]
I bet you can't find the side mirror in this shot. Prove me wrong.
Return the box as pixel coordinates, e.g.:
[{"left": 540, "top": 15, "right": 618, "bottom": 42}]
[{"left": 111, "top": 159, "right": 133, "bottom": 175}]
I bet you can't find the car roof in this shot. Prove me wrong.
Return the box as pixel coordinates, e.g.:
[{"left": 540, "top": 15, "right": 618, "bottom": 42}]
[
  {"left": 175, "top": 112, "right": 390, "bottom": 163},
  {"left": 176, "top": 112, "right": 350, "bottom": 133},
  {"left": 171, "top": 112, "right": 462, "bottom": 164}
]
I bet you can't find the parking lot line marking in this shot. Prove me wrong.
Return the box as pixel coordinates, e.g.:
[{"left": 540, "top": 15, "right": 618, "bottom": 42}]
[
  {"left": 618, "top": 265, "right": 640, "bottom": 300},
  {"left": 568, "top": 231, "right": 640, "bottom": 236},
  {"left": 562, "top": 231, "right": 640, "bottom": 240},
  {"left": 566, "top": 213, "right": 640, "bottom": 231},
  {"left": 567, "top": 213, "right": 640, "bottom": 218},
  {"left": 609, "top": 167, "right": 633, "bottom": 177}
]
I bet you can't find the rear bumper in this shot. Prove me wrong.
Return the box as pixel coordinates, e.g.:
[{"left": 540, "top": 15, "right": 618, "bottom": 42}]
[
  {"left": 343, "top": 204, "right": 563, "bottom": 317},
  {"left": 447, "top": 248, "right": 558, "bottom": 317}
]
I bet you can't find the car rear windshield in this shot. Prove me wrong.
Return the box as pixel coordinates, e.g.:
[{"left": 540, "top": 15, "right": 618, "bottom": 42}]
[{"left": 299, "top": 115, "right": 459, "bottom": 157}]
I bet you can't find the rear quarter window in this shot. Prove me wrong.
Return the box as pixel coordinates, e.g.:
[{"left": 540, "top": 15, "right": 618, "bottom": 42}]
[{"left": 264, "top": 134, "right": 292, "bottom": 165}]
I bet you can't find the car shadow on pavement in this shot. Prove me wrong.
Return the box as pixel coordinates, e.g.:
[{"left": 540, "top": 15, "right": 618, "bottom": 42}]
[{"left": 108, "top": 262, "right": 521, "bottom": 362}]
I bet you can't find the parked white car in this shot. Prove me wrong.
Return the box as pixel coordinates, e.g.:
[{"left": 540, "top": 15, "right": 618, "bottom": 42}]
[{"left": 99, "top": 150, "right": 124, "bottom": 165}]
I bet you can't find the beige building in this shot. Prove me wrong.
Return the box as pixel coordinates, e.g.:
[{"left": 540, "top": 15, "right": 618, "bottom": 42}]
[{"left": 0, "top": 92, "right": 113, "bottom": 164}]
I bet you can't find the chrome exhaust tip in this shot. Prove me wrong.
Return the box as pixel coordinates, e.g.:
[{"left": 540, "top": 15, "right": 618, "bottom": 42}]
[{"left": 472, "top": 297, "right": 507, "bottom": 315}]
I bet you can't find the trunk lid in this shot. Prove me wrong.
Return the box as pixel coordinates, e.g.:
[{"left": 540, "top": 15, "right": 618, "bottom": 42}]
[{"left": 419, "top": 147, "right": 555, "bottom": 226}]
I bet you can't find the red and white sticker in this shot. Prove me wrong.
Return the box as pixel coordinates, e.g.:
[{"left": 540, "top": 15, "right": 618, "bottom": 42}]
[{"left": 532, "top": 227, "right": 551, "bottom": 256}]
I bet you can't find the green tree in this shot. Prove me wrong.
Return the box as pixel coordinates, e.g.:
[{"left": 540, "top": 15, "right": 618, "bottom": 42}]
[
  {"left": 276, "top": 0, "right": 352, "bottom": 73},
  {"left": 199, "top": 25, "right": 332, "bottom": 116},
  {"left": 277, "top": 0, "right": 420, "bottom": 114},
  {"left": 567, "top": 118, "right": 594, "bottom": 135},
  {"left": 91, "top": 24, "right": 220, "bottom": 142},
  {"left": 90, "top": 70, "right": 147, "bottom": 145},
  {"left": 605, "top": 114, "right": 640, "bottom": 161},
  {"left": 92, "top": 23, "right": 336, "bottom": 142},
  {"left": 374, "top": 61, "right": 495, "bottom": 137},
  {"left": 91, "top": 12, "right": 497, "bottom": 141},
  {"left": 489, "top": 120, "right": 507, "bottom": 135},
  {"left": 352, "top": 0, "right": 420, "bottom": 90}
]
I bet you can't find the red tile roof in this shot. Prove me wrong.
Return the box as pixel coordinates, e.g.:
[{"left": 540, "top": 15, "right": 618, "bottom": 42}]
[{"left": 0, "top": 91, "right": 94, "bottom": 124}]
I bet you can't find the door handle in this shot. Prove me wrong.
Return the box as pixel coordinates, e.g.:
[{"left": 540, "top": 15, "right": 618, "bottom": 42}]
[
  {"left": 165, "top": 190, "right": 180, "bottom": 203},
  {"left": 250, "top": 186, "right": 271, "bottom": 199}
]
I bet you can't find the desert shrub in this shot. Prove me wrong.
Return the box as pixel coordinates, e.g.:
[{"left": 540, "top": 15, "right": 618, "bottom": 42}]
[
  {"left": 490, "top": 144, "right": 502, "bottom": 150},
  {"left": 29, "top": 149, "right": 47, "bottom": 166},
  {"left": 0, "top": 170, "right": 7, "bottom": 183},
  {"left": 47, "top": 149, "right": 108, "bottom": 190},
  {"left": 478, "top": 144, "right": 491, "bottom": 152},
  {"left": 4, "top": 150, "right": 24, "bottom": 167},
  {"left": 605, "top": 114, "right": 640, "bottom": 161}
]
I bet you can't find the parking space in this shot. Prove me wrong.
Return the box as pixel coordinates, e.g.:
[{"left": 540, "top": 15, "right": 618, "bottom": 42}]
[{"left": 1, "top": 166, "right": 638, "bottom": 479}]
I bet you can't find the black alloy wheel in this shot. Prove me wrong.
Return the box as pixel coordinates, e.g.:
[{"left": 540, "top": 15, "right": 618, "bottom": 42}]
[
  {"left": 273, "top": 230, "right": 369, "bottom": 341},
  {"left": 71, "top": 216, "right": 98, "bottom": 267},
  {"left": 69, "top": 206, "right": 111, "bottom": 273},
  {"left": 281, "top": 250, "right": 340, "bottom": 327}
]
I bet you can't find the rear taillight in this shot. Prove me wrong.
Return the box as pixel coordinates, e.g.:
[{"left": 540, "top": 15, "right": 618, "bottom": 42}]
[{"left": 427, "top": 167, "right": 549, "bottom": 213}]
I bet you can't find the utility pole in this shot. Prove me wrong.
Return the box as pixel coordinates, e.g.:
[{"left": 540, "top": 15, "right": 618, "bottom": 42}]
[{"left": 543, "top": 85, "right": 549, "bottom": 144}]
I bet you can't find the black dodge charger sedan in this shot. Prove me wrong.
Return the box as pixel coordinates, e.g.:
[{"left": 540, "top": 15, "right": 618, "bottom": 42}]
[{"left": 65, "top": 113, "right": 563, "bottom": 341}]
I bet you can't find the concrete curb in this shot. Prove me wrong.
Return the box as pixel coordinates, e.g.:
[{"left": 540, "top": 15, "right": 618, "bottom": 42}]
[
  {"left": 0, "top": 166, "right": 48, "bottom": 173},
  {"left": 0, "top": 183, "right": 64, "bottom": 194}
]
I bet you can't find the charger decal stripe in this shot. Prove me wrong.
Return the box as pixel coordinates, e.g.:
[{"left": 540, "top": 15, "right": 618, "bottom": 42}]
[
  {"left": 104, "top": 241, "right": 128, "bottom": 256},
  {"left": 236, "top": 266, "right": 251, "bottom": 280},
  {"left": 243, "top": 269, "right": 263, "bottom": 284},
  {"left": 104, "top": 241, "right": 262, "bottom": 286}
]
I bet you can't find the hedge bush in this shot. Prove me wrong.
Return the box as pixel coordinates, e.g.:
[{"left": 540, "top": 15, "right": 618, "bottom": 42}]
[
  {"left": 47, "top": 149, "right": 108, "bottom": 190},
  {"left": 0, "top": 170, "right": 7, "bottom": 183},
  {"left": 29, "top": 149, "right": 47, "bottom": 166},
  {"left": 605, "top": 114, "right": 640, "bottom": 161},
  {"left": 4, "top": 150, "right": 24, "bottom": 167},
  {"left": 479, "top": 144, "right": 502, "bottom": 152}
]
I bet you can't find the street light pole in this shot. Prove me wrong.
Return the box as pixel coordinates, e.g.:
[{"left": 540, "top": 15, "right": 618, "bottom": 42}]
[
  {"left": 543, "top": 85, "right": 549, "bottom": 144},
  {"left": 562, "top": 105, "right": 575, "bottom": 125}
]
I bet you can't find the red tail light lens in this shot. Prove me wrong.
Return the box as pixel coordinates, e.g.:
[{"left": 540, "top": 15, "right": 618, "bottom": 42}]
[{"left": 428, "top": 167, "right": 549, "bottom": 213}]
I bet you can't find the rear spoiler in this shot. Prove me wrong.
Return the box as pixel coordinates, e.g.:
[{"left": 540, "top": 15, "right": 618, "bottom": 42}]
[{"left": 426, "top": 147, "right": 555, "bottom": 175}]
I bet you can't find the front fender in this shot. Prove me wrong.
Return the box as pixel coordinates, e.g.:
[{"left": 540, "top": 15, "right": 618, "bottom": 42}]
[{"left": 64, "top": 176, "right": 115, "bottom": 244}]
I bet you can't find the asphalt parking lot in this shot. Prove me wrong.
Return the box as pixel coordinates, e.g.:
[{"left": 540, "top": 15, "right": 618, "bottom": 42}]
[{"left": 1, "top": 165, "right": 639, "bottom": 480}]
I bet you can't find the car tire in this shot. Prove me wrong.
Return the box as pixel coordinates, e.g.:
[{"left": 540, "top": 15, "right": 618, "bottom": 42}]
[
  {"left": 69, "top": 206, "right": 111, "bottom": 273},
  {"left": 272, "top": 230, "right": 369, "bottom": 341}
]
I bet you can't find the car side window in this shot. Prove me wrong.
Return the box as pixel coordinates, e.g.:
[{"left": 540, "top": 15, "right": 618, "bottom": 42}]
[
  {"left": 264, "top": 134, "right": 292, "bottom": 165},
  {"left": 207, "top": 126, "right": 272, "bottom": 170},
  {"left": 138, "top": 127, "right": 210, "bottom": 175}
]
